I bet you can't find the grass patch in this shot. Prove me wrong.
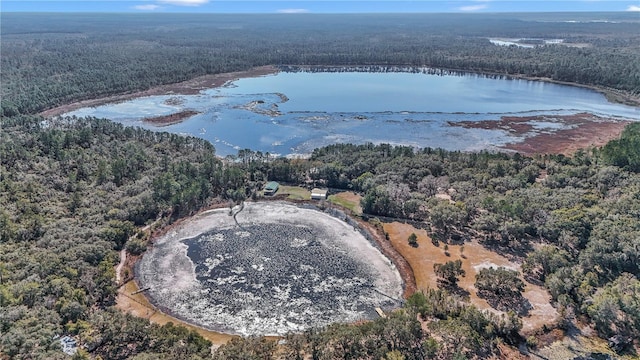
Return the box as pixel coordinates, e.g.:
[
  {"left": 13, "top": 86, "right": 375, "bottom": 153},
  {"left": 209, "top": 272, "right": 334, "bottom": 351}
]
[
  {"left": 328, "top": 192, "right": 362, "bottom": 215},
  {"left": 276, "top": 185, "right": 311, "bottom": 200}
]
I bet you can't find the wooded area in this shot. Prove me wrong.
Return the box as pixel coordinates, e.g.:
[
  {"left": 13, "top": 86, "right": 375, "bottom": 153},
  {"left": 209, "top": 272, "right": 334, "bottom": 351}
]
[
  {"left": 2, "top": 13, "right": 639, "bottom": 116},
  {"left": 1, "top": 11, "right": 639, "bottom": 359},
  {"left": 0, "top": 116, "right": 248, "bottom": 358},
  {"left": 4, "top": 116, "right": 639, "bottom": 357}
]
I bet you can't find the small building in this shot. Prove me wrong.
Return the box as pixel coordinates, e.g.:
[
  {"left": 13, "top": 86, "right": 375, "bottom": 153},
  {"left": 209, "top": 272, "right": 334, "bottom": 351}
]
[
  {"left": 264, "top": 181, "right": 279, "bottom": 196},
  {"left": 311, "top": 188, "right": 328, "bottom": 200}
]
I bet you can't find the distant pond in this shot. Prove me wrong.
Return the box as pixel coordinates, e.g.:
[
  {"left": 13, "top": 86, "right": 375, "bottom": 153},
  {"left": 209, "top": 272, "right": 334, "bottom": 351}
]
[{"left": 66, "top": 67, "right": 639, "bottom": 157}]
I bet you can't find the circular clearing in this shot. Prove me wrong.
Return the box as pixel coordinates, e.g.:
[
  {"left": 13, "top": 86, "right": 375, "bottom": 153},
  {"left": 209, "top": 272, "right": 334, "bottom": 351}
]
[{"left": 136, "top": 202, "right": 403, "bottom": 336}]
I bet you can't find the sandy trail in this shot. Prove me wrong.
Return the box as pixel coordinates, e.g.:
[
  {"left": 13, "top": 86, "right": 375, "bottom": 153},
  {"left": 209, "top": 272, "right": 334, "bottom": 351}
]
[
  {"left": 115, "top": 221, "right": 156, "bottom": 285},
  {"left": 115, "top": 248, "right": 127, "bottom": 285}
]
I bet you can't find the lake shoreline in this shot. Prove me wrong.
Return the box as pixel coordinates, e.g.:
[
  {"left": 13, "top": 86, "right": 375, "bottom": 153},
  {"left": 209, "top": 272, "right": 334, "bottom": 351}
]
[
  {"left": 38, "top": 65, "right": 279, "bottom": 118},
  {"left": 451, "top": 112, "right": 632, "bottom": 156},
  {"left": 280, "top": 65, "right": 640, "bottom": 108},
  {"left": 43, "top": 65, "right": 638, "bottom": 158},
  {"left": 512, "top": 75, "right": 639, "bottom": 108},
  {"left": 40, "top": 64, "right": 639, "bottom": 120}
]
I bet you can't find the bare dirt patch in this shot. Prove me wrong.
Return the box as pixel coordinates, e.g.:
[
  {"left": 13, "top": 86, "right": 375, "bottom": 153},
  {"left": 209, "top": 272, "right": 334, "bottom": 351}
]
[
  {"left": 531, "top": 329, "right": 628, "bottom": 360},
  {"left": 353, "top": 218, "right": 416, "bottom": 298},
  {"left": 451, "top": 113, "right": 631, "bottom": 156},
  {"left": 39, "top": 65, "right": 278, "bottom": 118},
  {"left": 383, "top": 221, "right": 557, "bottom": 333}
]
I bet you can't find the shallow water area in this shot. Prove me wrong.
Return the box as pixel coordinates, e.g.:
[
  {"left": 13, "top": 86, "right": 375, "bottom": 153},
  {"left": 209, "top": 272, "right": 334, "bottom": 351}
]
[
  {"left": 66, "top": 68, "right": 639, "bottom": 156},
  {"left": 136, "top": 202, "right": 403, "bottom": 336}
]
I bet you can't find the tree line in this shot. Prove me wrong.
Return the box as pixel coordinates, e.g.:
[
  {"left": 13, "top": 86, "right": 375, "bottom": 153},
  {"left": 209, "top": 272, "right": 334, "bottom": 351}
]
[
  {"left": 2, "top": 10, "right": 640, "bottom": 358},
  {"left": 2, "top": 112, "right": 639, "bottom": 358},
  {"left": 0, "top": 116, "right": 250, "bottom": 359},
  {"left": 248, "top": 141, "right": 640, "bottom": 354},
  {"left": 2, "top": 13, "right": 639, "bottom": 116}
]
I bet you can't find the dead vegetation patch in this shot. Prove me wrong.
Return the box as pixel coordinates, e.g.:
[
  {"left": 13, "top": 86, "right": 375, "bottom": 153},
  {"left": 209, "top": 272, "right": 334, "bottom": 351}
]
[{"left": 451, "top": 113, "right": 632, "bottom": 156}]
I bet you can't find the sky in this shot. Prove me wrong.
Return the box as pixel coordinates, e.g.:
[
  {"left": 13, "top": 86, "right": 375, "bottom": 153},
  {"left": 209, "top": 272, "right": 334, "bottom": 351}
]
[{"left": 2, "top": 0, "right": 640, "bottom": 13}]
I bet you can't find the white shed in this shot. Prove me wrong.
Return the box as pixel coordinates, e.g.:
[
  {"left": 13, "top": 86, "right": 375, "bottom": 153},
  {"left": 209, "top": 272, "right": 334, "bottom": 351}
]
[{"left": 311, "top": 188, "right": 328, "bottom": 200}]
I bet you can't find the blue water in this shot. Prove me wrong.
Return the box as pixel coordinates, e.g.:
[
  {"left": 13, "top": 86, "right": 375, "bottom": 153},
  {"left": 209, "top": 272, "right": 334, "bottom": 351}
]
[{"left": 67, "top": 70, "right": 639, "bottom": 157}]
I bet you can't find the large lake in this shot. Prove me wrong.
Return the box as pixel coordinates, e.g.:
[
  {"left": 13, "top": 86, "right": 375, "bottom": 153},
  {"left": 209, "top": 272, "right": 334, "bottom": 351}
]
[{"left": 67, "top": 69, "right": 639, "bottom": 157}]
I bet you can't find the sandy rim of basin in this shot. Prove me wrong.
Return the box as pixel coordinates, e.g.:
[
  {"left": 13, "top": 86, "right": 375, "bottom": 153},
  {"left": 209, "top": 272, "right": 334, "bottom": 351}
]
[{"left": 118, "top": 200, "right": 407, "bottom": 344}]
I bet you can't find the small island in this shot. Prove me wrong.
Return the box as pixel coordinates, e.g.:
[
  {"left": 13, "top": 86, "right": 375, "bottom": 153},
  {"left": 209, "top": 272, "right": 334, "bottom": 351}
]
[{"left": 142, "top": 110, "right": 200, "bottom": 127}]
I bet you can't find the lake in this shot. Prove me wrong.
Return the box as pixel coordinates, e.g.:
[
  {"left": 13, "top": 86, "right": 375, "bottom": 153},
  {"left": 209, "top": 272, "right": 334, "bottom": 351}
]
[{"left": 66, "top": 68, "right": 639, "bottom": 157}]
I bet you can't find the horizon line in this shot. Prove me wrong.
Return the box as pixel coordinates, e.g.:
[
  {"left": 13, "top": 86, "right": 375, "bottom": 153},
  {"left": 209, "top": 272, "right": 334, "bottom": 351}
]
[{"left": 2, "top": 10, "right": 636, "bottom": 13}]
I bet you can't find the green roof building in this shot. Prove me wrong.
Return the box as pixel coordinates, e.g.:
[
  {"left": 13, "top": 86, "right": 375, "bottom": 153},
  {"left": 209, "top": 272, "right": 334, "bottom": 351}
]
[{"left": 264, "top": 181, "right": 279, "bottom": 196}]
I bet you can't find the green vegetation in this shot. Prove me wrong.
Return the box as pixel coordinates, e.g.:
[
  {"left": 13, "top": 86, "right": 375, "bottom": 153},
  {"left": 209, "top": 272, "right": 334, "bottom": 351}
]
[
  {"left": 587, "top": 273, "right": 640, "bottom": 351},
  {"left": 601, "top": 123, "right": 640, "bottom": 172},
  {"left": 2, "top": 13, "right": 640, "bottom": 116},
  {"left": 2, "top": 10, "right": 640, "bottom": 359},
  {"left": 4, "top": 118, "right": 640, "bottom": 357},
  {"left": 408, "top": 233, "right": 418, "bottom": 247},
  {"left": 327, "top": 193, "right": 362, "bottom": 215},
  {"left": 475, "top": 267, "right": 525, "bottom": 299},
  {"left": 212, "top": 289, "right": 521, "bottom": 359},
  {"left": 263, "top": 142, "right": 640, "bottom": 354},
  {"left": 275, "top": 185, "right": 311, "bottom": 200},
  {"left": 434, "top": 260, "right": 465, "bottom": 287},
  {"left": 0, "top": 116, "right": 249, "bottom": 359}
]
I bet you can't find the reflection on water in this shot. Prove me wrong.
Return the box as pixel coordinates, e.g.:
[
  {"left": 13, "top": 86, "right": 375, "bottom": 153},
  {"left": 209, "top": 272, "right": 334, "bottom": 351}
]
[{"left": 66, "top": 70, "right": 638, "bottom": 157}]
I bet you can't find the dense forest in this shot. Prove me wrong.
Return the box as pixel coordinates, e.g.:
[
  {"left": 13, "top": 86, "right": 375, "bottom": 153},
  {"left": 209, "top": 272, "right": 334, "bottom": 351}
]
[
  {"left": 0, "top": 116, "right": 249, "bottom": 359},
  {"left": 233, "top": 135, "right": 640, "bottom": 351},
  {"left": 3, "top": 116, "right": 640, "bottom": 358},
  {"left": 2, "top": 13, "right": 640, "bottom": 115},
  {"left": 2, "top": 11, "right": 640, "bottom": 360}
]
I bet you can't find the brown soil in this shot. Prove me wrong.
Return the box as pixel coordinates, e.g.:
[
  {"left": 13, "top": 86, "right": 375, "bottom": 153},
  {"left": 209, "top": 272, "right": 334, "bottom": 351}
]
[
  {"left": 349, "top": 218, "right": 417, "bottom": 298},
  {"left": 451, "top": 112, "right": 632, "bottom": 156},
  {"left": 143, "top": 110, "right": 200, "bottom": 126},
  {"left": 497, "top": 342, "right": 530, "bottom": 360},
  {"left": 39, "top": 65, "right": 278, "bottom": 118},
  {"left": 504, "top": 120, "right": 630, "bottom": 156},
  {"left": 383, "top": 221, "right": 558, "bottom": 334},
  {"left": 116, "top": 280, "right": 238, "bottom": 346}
]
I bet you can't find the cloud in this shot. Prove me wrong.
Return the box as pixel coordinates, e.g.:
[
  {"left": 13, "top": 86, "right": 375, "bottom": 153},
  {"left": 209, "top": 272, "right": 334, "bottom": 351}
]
[
  {"left": 133, "top": 4, "right": 160, "bottom": 11},
  {"left": 157, "top": 0, "right": 209, "bottom": 6},
  {"left": 627, "top": 5, "right": 640, "bottom": 11},
  {"left": 458, "top": 4, "right": 488, "bottom": 11},
  {"left": 277, "top": 8, "right": 310, "bottom": 14}
]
